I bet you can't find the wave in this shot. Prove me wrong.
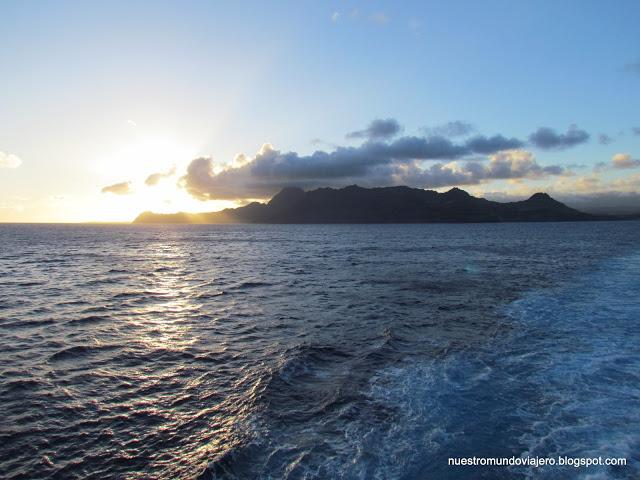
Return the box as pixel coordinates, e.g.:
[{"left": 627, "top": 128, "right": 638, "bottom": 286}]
[
  {"left": 233, "top": 281, "right": 274, "bottom": 290},
  {"left": 4, "top": 378, "right": 46, "bottom": 393},
  {"left": 194, "top": 291, "right": 227, "bottom": 300},
  {"left": 201, "top": 250, "right": 640, "bottom": 479},
  {"left": 83, "top": 277, "right": 124, "bottom": 286},
  {"left": 67, "top": 314, "right": 110, "bottom": 325},
  {"left": 49, "top": 344, "right": 119, "bottom": 362},
  {"left": 359, "top": 251, "right": 640, "bottom": 479},
  {"left": 0, "top": 317, "right": 55, "bottom": 329},
  {"left": 4, "top": 222, "right": 640, "bottom": 480}
]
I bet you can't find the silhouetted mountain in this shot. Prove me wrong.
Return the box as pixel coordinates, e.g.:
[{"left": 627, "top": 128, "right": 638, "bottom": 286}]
[{"left": 134, "top": 186, "right": 598, "bottom": 224}]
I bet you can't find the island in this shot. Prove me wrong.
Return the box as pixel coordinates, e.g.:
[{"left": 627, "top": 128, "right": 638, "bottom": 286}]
[{"left": 134, "top": 185, "right": 597, "bottom": 224}]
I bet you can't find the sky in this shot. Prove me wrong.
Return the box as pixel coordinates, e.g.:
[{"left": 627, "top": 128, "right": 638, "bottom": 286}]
[{"left": 1, "top": 0, "right": 639, "bottom": 222}]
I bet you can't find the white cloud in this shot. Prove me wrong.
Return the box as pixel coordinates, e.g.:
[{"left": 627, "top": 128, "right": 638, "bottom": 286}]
[
  {"left": 0, "top": 202, "right": 24, "bottom": 212},
  {"left": 369, "top": 12, "right": 389, "bottom": 25},
  {"left": 408, "top": 18, "right": 422, "bottom": 37},
  {"left": 145, "top": 166, "right": 176, "bottom": 186},
  {"left": 101, "top": 181, "right": 133, "bottom": 195},
  {"left": 0, "top": 151, "right": 22, "bottom": 169}
]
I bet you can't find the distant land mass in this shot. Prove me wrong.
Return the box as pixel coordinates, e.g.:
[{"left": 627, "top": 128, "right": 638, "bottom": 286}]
[{"left": 133, "top": 186, "right": 606, "bottom": 224}]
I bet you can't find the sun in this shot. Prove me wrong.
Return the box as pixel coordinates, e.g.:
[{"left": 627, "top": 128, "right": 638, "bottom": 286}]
[
  {"left": 76, "top": 136, "right": 238, "bottom": 222},
  {"left": 95, "top": 136, "right": 196, "bottom": 179}
]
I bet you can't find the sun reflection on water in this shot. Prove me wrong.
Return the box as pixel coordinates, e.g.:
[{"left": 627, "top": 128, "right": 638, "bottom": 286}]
[{"left": 129, "top": 242, "right": 202, "bottom": 351}]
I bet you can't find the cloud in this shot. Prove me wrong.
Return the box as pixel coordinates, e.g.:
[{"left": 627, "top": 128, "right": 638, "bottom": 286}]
[
  {"left": 101, "top": 181, "right": 133, "bottom": 195},
  {"left": 480, "top": 173, "right": 640, "bottom": 215},
  {"left": 486, "top": 150, "right": 564, "bottom": 177},
  {"left": 484, "top": 188, "right": 640, "bottom": 215},
  {"left": 127, "top": 119, "right": 137, "bottom": 128},
  {"left": 0, "top": 151, "right": 22, "bottom": 169},
  {"left": 145, "top": 166, "right": 176, "bottom": 186},
  {"left": 624, "top": 61, "right": 640, "bottom": 74},
  {"left": 598, "top": 133, "right": 612, "bottom": 145},
  {"left": 593, "top": 161, "right": 608, "bottom": 172},
  {"left": 181, "top": 135, "right": 563, "bottom": 201},
  {"left": 347, "top": 118, "right": 402, "bottom": 140},
  {"left": 335, "top": 9, "right": 391, "bottom": 27},
  {"left": 423, "top": 121, "right": 475, "bottom": 138},
  {"left": 0, "top": 201, "right": 24, "bottom": 212},
  {"left": 529, "top": 125, "right": 590, "bottom": 150},
  {"left": 388, "top": 135, "right": 468, "bottom": 159},
  {"left": 179, "top": 120, "right": 600, "bottom": 201},
  {"left": 408, "top": 18, "right": 422, "bottom": 37},
  {"left": 369, "top": 12, "right": 389, "bottom": 24},
  {"left": 612, "top": 153, "right": 640, "bottom": 169},
  {"left": 564, "top": 191, "right": 640, "bottom": 215},
  {"left": 465, "top": 135, "right": 524, "bottom": 154},
  {"left": 396, "top": 150, "right": 564, "bottom": 188},
  {"left": 181, "top": 157, "right": 265, "bottom": 200},
  {"left": 633, "top": 127, "right": 640, "bottom": 136}
]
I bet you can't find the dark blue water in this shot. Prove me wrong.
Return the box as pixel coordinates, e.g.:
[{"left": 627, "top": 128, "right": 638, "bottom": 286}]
[{"left": 1, "top": 222, "right": 639, "bottom": 479}]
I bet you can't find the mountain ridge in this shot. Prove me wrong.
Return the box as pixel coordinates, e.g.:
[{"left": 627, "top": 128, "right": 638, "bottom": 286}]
[{"left": 134, "top": 185, "right": 598, "bottom": 224}]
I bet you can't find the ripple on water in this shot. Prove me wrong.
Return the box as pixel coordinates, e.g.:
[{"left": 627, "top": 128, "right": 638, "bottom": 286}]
[{"left": 1, "top": 222, "right": 640, "bottom": 479}]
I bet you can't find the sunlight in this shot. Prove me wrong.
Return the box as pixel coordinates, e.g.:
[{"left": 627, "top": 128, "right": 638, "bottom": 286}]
[
  {"left": 94, "top": 136, "right": 197, "bottom": 180},
  {"left": 86, "top": 186, "right": 238, "bottom": 223},
  {"left": 130, "top": 241, "right": 199, "bottom": 351},
  {"left": 82, "top": 136, "right": 239, "bottom": 222}
]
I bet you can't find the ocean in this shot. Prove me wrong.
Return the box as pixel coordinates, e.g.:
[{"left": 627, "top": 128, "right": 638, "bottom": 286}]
[{"left": 1, "top": 222, "right": 639, "bottom": 479}]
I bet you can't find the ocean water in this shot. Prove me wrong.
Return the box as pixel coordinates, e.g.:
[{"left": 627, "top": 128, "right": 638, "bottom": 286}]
[{"left": 0, "top": 222, "right": 639, "bottom": 479}]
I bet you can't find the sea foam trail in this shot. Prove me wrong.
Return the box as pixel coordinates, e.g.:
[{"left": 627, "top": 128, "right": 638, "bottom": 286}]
[{"left": 361, "top": 251, "right": 640, "bottom": 479}]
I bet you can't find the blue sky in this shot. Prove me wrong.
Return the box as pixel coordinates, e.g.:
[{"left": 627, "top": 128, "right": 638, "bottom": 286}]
[{"left": 1, "top": 0, "right": 639, "bottom": 221}]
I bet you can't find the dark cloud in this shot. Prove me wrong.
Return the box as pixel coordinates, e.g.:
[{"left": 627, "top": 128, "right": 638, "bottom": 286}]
[
  {"left": 632, "top": 127, "right": 640, "bottom": 136},
  {"left": 387, "top": 135, "right": 469, "bottom": 159},
  {"left": 347, "top": 118, "right": 401, "bottom": 140},
  {"left": 465, "top": 135, "right": 524, "bottom": 154},
  {"left": 423, "top": 121, "right": 475, "bottom": 138},
  {"left": 181, "top": 140, "right": 564, "bottom": 200},
  {"left": 248, "top": 134, "right": 497, "bottom": 181},
  {"left": 598, "top": 134, "right": 612, "bottom": 145},
  {"left": 529, "top": 125, "right": 590, "bottom": 150},
  {"left": 185, "top": 124, "right": 551, "bottom": 198},
  {"left": 373, "top": 134, "right": 522, "bottom": 160},
  {"left": 145, "top": 166, "right": 176, "bottom": 186},
  {"left": 101, "top": 181, "right": 132, "bottom": 195},
  {"left": 178, "top": 118, "right": 585, "bottom": 201}
]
